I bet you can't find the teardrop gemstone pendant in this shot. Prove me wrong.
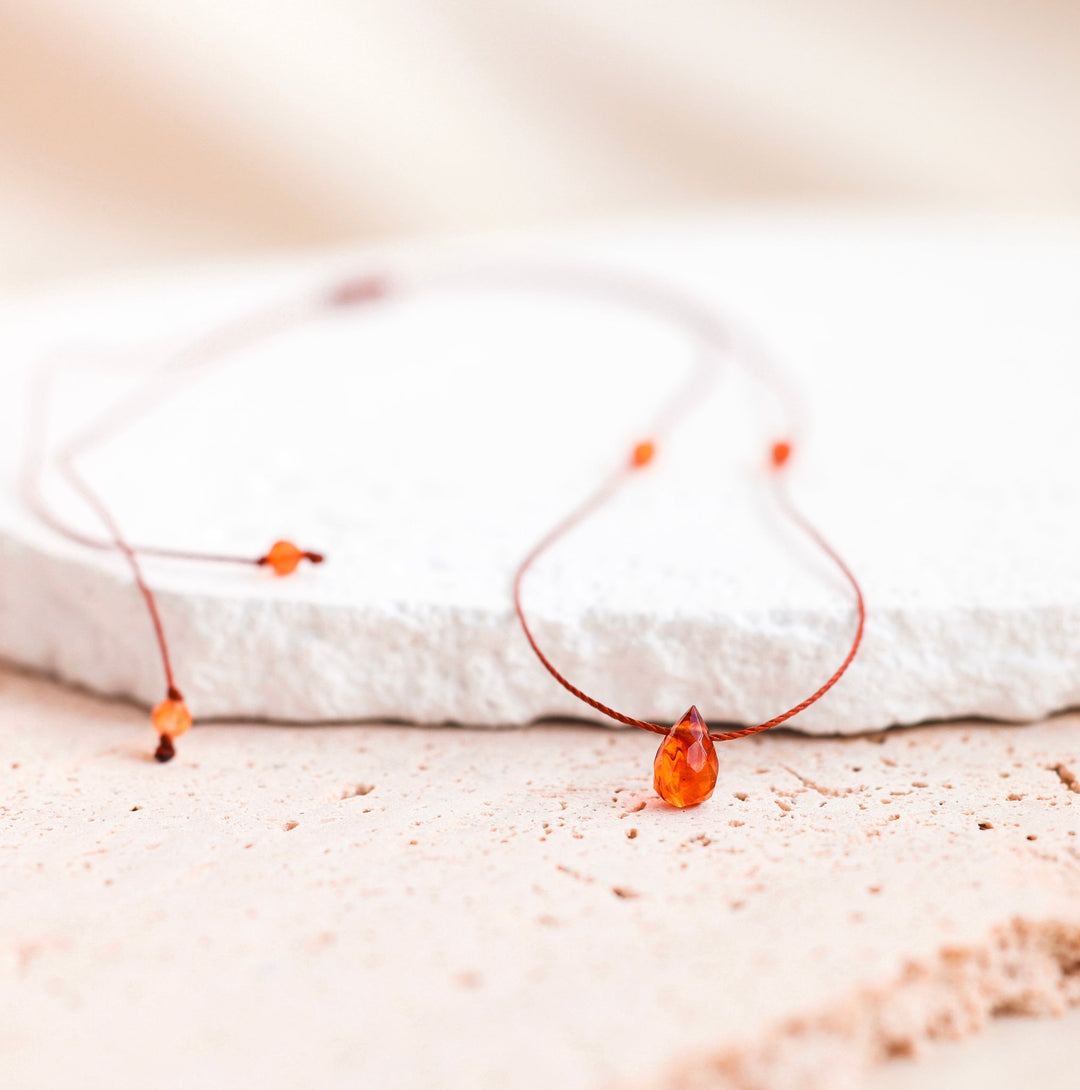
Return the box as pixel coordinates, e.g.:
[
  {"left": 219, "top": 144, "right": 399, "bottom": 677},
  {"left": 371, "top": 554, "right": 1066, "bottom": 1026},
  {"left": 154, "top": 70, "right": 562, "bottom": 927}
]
[{"left": 653, "top": 706, "right": 719, "bottom": 808}]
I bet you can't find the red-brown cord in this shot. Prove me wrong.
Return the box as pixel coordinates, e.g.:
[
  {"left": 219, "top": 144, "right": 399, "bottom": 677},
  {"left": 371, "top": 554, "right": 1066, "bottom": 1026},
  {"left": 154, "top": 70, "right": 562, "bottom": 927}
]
[
  {"left": 511, "top": 434, "right": 866, "bottom": 743},
  {"left": 26, "top": 266, "right": 861, "bottom": 745}
]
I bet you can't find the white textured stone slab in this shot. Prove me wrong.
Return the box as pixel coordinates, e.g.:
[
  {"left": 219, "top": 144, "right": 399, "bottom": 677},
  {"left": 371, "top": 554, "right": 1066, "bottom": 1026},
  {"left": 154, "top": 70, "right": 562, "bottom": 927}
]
[
  {"left": 4, "top": 666, "right": 1080, "bottom": 1090},
  {"left": 1, "top": 218, "right": 1080, "bottom": 730}
]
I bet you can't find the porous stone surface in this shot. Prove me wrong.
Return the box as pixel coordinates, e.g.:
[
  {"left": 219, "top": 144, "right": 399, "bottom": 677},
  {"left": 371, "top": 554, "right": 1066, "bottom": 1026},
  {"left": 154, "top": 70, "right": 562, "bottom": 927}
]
[
  {"left": 1, "top": 219, "right": 1080, "bottom": 730},
  {"left": 4, "top": 665, "right": 1080, "bottom": 1090}
]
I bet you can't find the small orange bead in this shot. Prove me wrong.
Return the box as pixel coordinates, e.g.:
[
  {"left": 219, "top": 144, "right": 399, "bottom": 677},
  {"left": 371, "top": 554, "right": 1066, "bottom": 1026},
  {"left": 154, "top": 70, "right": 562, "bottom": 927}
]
[
  {"left": 151, "top": 697, "right": 192, "bottom": 739},
  {"left": 265, "top": 540, "right": 304, "bottom": 576},
  {"left": 653, "top": 706, "right": 719, "bottom": 808},
  {"left": 631, "top": 440, "right": 656, "bottom": 468},
  {"left": 771, "top": 440, "right": 792, "bottom": 468}
]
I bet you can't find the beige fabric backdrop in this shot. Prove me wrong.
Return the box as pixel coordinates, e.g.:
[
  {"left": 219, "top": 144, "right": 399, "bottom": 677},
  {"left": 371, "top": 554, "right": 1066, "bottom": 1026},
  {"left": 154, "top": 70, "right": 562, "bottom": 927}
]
[{"left": 2, "top": 0, "right": 1078, "bottom": 288}]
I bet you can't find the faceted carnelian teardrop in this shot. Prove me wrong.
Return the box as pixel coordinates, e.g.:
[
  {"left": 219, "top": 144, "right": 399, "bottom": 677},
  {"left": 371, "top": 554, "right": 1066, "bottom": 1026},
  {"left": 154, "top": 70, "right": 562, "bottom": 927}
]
[
  {"left": 653, "top": 705, "right": 719, "bottom": 808},
  {"left": 266, "top": 540, "right": 303, "bottom": 576},
  {"left": 151, "top": 697, "right": 192, "bottom": 739}
]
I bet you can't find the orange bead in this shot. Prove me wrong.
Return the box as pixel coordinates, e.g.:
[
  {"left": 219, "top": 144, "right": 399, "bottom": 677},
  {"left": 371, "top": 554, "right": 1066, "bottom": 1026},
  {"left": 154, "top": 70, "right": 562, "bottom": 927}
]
[
  {"left": 265, "top": 540, "right": 303, "bottom": 576},
  {"left": 653, "top": 705, "right": 719, "bottom": 808},
  {"left": 771, "top": 440, "right": 792, "bottom": 468},
  {"left": 631, "top": 440, "right": 656, "bottom": 468},
  {"left": 151, "top": 696, "right": 192, "bottom": 739}
]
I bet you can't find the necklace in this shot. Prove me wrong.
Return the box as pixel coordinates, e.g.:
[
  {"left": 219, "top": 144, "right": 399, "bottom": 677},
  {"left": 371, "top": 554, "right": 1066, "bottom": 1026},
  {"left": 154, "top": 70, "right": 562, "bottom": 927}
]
[
  {"left": 509, "top": 302, "right": 865, "bottom": 810},
  {"left": 25, "top": 266, "right": 863, "bottom": 788}
]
